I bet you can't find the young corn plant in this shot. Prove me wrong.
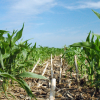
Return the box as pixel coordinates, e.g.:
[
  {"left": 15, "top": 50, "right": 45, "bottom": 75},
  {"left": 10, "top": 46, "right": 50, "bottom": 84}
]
[
  {"left": 0, "top": 24, "right": 47, "bottom": 99},
  {"left": 70, "top": 10, "right": 100, "bottom": 93},
  {"left": 62, "top": 47, "right": 86, "bottom": 79}
]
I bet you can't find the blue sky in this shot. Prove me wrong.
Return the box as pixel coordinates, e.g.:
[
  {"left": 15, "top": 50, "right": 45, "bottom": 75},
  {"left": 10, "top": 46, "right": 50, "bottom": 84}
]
[{"left": 0, "top": 0, "right": 100, "bottom": 48}]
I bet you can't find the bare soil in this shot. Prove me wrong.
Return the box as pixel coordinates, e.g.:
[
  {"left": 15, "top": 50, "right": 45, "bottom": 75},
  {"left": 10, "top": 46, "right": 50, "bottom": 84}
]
[{"left": 0, "top": 56, "right": 100, "bottom": 100}]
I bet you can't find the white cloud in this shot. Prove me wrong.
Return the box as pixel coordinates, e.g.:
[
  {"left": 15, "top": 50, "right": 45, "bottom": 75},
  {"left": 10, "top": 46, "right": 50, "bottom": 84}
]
[
  {"left": 0, "top": 0, "right": 57, "bottom": 30},
  {"left": 10, "top": 0, "right": 57, "bottom": 15},
  {"left": 62, "top": 1, "right": 100, "bottom": 10}
]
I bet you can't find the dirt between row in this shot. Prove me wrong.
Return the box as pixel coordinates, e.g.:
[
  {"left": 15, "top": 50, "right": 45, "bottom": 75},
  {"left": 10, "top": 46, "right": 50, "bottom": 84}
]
[{"left": 0, "top": 56, "right": 100, "bottom": 100}]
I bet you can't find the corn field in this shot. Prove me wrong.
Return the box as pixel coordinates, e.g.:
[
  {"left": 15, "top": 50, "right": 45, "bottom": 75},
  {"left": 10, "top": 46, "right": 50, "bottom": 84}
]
[{"left": 0, "top": 10, "right": 100, "bottom": 100}]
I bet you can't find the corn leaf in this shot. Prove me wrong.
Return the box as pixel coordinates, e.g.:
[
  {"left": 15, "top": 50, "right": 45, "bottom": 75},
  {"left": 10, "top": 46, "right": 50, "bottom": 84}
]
[
  {"left": 22, "top": 49, "right": 27, "bottom": 61},
  {"left": 0, "top": 73, "right": 17, "bottom": 82},
  {"left": 86, "top": 31, "right": 91, "bottom": 42},
  {"left": 12, "top": 24, "right": 24, "bottom": 43},
  {"left": 91, "top": 33, "right": 94, "bottom": 43},
  {"left": 95, "top": 38, "right": 100, "bottom": 47},
  {"left": 0, "top": 30, "right": 8, "bottom": 36},
  {"left": 17, "top": 72, "right": 47, "bottom": 79},
  {"left": 0, "top": 51, "right": 4, "bottom": 69},
  {"left": 92, "top": 10, "right": 100, "bottom": 19},
  {"left": 70, "top": 42, "right": 100, "bottom": 52}
]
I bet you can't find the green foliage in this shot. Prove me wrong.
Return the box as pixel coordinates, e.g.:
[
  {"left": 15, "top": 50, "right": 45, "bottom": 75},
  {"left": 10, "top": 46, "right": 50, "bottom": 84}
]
[
  {"left": 70, "top": 31, "right": 100, "bottom": 88},
  {"left": 0, "top": 24, "right": 48, "bottom": 99},
  {"left": 63, "top": 47, "right": 87, "bottom": 78},
  {"left": 0, "top": 24, "right": 64, "bottom": 99},
  {"left": 64, "top": 10, "right": 100, "bottom": 90}
]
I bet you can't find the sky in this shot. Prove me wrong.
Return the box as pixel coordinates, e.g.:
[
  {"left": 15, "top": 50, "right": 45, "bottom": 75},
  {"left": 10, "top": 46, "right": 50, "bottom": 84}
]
[{"left": 0, "top": 0, "right": 100, "bottom": 48}]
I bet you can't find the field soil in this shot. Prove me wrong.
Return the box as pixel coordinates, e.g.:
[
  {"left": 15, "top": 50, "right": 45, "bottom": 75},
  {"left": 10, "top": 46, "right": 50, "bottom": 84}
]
[{"left": 0, "top": 56, "right": 100, "bottom": 100}]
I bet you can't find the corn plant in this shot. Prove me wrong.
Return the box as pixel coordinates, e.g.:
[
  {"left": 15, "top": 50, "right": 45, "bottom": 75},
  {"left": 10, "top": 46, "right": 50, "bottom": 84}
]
[
  {"left": 0, "top": 24, "right": 47, "bottom": 99},
  {"left": 63, "top": 47, "right": 87, "bottom": 79},
  {"left": 70, "top": 10, "right": 100, "bottom": 93}
]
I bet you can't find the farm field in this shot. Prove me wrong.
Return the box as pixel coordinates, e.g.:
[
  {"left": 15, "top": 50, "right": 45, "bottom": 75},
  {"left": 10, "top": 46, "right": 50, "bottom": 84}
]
[
  {"left": 0, "top": 55, "right": 100, "bottom": 100},
  {"left": 0, "top": 10, "right": 100, "bottom": 100}
]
